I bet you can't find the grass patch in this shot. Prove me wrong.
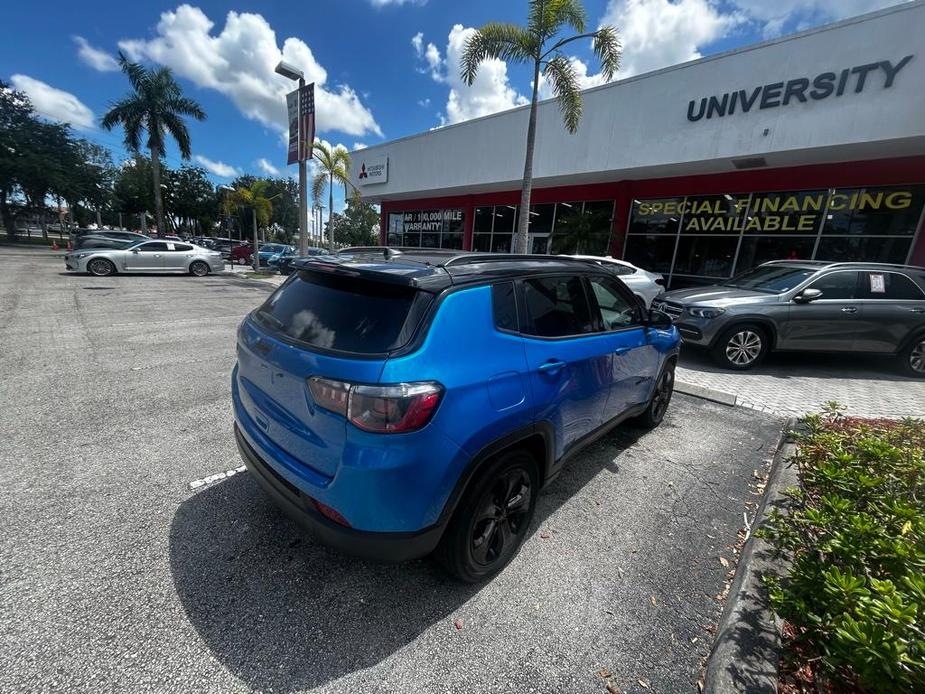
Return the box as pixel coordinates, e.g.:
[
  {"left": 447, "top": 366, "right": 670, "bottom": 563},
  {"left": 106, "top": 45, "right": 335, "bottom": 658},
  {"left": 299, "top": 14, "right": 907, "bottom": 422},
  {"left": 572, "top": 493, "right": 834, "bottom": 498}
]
[
  {"left": 244, "top": 271, "right": 275, "bottom": 279},
  {"left": 760, "top": 403, "right": 925, "bottom": 692}
]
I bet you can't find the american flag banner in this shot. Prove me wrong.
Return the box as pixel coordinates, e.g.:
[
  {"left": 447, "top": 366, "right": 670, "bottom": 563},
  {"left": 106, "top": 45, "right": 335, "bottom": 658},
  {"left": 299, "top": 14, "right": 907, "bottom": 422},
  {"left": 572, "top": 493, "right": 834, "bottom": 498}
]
[{"left": 299, "top": 83, "right": 315, "bottom": 162}]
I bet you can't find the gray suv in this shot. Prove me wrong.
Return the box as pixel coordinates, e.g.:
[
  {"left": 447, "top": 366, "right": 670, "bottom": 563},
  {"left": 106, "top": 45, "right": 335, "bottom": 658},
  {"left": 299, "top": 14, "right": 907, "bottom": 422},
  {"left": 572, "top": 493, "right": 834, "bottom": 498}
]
[{"left": 653, "top": 261, "right": 925, "bottom": 377}]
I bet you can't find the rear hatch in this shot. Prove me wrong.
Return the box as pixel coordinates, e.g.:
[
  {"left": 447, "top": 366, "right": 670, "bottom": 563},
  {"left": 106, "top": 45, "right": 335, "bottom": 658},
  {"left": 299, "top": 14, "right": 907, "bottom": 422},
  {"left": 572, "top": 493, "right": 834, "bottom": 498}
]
[{"left": 236, "top": 267, "right": 432, "bottom": 479}]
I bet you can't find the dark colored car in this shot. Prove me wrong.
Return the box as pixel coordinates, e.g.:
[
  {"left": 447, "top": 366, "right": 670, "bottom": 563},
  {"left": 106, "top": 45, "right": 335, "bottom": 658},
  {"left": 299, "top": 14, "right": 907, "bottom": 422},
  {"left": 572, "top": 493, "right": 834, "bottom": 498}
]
[
  {"left": 654, "top": 260, "right": 925, "bottom": 376},
  {"left": 232, "top": 248, "right": 680, "bottom": 581},
  {"left": 268, "top": 246, "right": 326, "bottom": 274},
  {"left": 228, "top": 243, "right": 254, "bottom": 265}
]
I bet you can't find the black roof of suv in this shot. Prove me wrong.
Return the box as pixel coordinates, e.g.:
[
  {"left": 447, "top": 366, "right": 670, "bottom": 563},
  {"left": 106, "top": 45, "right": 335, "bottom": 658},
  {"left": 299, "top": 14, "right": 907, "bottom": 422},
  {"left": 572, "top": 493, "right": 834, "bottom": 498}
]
[{"left": 292, "top": 246, "right": 611, "bottom": 291}]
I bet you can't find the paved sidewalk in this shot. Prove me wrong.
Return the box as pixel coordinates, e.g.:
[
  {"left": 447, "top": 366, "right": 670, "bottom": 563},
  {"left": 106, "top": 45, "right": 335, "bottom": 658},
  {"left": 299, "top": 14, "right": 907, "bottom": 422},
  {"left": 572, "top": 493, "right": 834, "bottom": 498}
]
[{"left": 677, "top": 348, "right": 925, "bottom": 418}]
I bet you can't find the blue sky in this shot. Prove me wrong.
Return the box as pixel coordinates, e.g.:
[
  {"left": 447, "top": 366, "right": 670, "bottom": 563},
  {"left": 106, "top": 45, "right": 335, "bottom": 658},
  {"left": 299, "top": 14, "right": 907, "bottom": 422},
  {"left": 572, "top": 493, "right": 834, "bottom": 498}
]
[{"left": 0, "top": 0, "right": 907, "bottom": 210}]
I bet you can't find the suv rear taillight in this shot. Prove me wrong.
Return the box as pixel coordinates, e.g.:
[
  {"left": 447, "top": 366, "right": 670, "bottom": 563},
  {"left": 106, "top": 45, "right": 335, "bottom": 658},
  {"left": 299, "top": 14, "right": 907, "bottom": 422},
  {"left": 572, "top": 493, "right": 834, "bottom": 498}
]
[{"left": 308, "top": 378, "right": 443, "bottom": 434}]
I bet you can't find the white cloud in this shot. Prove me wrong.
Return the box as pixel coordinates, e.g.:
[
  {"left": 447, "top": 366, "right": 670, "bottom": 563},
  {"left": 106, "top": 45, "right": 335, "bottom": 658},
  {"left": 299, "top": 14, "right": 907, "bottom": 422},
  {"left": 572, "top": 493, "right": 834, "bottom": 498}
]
[
  {"left": 729, "top": 0, "right": 903, "bottom": 36},
  {"left": 417, "top": 97, "right": 430, "bottom": 108},
  {"left": 600, "top": 0, "right": 740, "bottom": 78},
  {"left": 537, "top": 56, "right": 611, "bottom": 100},
  {"left": 414, "top": 25, "right": 528, "bottom": 126},
  {"left": 9, "top": 75, "right": 95, "bottom": 130},
  {"left": 73, "top": 36, "right": 119, "bottom": 72},
  {"left": 256, "top": 157, "right": 281, "bottom": 176},
  {"left": 119, "top": 5, "right": 381, "bottom": 138},
  {"left": 411, "top": 32, "right": 423, "bottom": 56},
  {"left": 352, "top": 142, "right": 367, "bottom": 151},
  {"left": 194, "top": 155, "right": 240, "bottom": 178}
]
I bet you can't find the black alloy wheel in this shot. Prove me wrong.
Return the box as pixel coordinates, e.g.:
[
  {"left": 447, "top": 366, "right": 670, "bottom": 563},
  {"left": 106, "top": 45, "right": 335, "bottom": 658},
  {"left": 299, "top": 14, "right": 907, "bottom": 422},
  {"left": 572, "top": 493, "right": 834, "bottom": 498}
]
[
  {"left": 437, "top": 450, "right": 538, "bottom": 583},
  {"left": 635, "top": 363, "right": 675, "bottom": 428}
]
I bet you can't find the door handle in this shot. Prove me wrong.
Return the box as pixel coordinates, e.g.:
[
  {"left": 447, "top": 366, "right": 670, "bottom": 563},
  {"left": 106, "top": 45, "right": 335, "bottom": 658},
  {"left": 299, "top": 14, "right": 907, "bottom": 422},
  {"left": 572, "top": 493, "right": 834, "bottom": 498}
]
[
  {"left": 613, "top": 346, "right": 631, "bottom": 356},
  {"left": 538, "top": 360, "right": 566, "bottom": 373},
  {"left": 841, "top": 306, "right": 857, "bottom": 313}
]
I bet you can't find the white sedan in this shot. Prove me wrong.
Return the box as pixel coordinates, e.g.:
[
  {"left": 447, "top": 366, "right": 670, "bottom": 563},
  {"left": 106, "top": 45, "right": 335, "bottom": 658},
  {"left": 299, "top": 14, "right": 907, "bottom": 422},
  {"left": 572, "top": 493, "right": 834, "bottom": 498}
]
[
  {"left": 65, "top": 239, "right": 225, "bottom": 277},
  {"left": 565, "top": 255, "right": 665, "bottom": 307}
]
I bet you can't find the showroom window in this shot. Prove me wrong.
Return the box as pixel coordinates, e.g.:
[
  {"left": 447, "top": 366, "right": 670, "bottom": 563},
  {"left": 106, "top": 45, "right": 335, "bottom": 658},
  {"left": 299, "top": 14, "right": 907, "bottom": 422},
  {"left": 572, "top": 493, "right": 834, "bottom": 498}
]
[
  {"left": 472, "top": 201, "right": 615, "bottom": 256},
  {"left": 624, "top": 185, "right": 925, "bottom": 288},
  {"left": 385, "top": 208, "right": 465, "bottom": 249}
]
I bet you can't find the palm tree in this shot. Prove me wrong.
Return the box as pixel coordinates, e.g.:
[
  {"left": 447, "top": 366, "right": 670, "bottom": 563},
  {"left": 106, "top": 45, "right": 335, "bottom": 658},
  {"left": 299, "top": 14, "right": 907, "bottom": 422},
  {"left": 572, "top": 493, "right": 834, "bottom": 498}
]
[
  {"left": 102, "top": 54, "right": 205, "bottom": 237},
  {"left": 461, "top": 0, "right": 620, "bottom": 253},
  {"left": 311, "top": 141, "right": 353, "bottom": 250},
  {"left": 223, "top": 180, "right": 273, "bottom": 269}
]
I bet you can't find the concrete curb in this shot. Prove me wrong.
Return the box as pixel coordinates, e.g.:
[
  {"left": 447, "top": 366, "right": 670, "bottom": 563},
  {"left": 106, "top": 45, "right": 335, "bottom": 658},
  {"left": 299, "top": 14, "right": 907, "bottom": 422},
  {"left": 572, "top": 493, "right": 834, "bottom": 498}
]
[
  {"left": 675, "top": 380, "right": 738, "bottom": 407},
  {"left": 702, "top": 420, "right": 800, "bottom": 694}
]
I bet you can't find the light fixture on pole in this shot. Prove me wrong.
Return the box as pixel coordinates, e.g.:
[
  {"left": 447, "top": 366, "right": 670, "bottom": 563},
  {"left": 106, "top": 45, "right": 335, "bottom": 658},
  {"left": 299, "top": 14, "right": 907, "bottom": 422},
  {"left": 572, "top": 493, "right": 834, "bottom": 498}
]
[{"left": 275, "top": 60, "right": 309, "bottom": 258}]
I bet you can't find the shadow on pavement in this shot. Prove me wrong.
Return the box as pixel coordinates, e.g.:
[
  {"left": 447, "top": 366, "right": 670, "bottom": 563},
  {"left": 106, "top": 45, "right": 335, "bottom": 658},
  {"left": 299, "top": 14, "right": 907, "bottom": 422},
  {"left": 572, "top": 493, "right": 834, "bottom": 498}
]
[
  {"left": 679, "top": 345, "right": 910, "bottom": 383},
  {"left": 169, "top": 424, "right": 644, "bottom": 692}
]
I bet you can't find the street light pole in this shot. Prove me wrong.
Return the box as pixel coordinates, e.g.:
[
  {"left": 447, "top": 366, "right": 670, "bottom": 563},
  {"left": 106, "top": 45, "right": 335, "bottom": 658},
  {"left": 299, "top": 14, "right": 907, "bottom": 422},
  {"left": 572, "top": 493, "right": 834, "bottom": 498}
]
[{"left": 275, "top": 61, "right": 309, "bottom": 258}]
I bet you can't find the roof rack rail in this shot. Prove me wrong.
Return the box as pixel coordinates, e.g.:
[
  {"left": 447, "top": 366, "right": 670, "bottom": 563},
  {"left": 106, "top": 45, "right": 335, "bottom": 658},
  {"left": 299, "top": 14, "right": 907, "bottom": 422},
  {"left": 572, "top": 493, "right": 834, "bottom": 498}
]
[
  {"left": 761, "top": 259, "right": 924, "bottom": 271},
  {"left": 442, "top": 253, "right": 600, "bottom": 268}
]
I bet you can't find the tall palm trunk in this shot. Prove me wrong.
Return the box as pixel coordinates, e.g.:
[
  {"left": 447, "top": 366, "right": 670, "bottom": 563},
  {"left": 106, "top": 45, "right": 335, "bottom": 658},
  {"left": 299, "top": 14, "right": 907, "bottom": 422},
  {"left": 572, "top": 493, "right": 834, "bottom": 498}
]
[
  {"left": 150, "top": 144, "right": 165, "bottom": 237},
  {"left": 515, "top": 58, "right": 542, "bottom": 254},
  {"left": 328, "top": 171, "right": 334, "bottom": 251}
]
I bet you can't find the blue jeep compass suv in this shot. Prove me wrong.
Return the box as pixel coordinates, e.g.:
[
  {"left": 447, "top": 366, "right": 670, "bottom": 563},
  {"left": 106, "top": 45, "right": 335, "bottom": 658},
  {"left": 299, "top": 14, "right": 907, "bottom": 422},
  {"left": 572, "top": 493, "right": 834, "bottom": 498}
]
[{"left": 232, "top": 248, "right": 680, "bottom": 581}]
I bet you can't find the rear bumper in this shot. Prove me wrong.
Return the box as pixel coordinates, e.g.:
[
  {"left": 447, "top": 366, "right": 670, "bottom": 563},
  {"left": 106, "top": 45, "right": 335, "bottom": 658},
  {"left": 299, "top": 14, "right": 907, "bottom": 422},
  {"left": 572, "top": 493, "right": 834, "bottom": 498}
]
[{"left": 234, "top": 422, "right": 444, "bottom": 562}]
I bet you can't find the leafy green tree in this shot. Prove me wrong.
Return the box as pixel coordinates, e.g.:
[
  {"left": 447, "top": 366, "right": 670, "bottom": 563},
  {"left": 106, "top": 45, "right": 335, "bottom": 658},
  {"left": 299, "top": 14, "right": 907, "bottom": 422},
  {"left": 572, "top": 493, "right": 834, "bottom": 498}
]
[
  {"left": 102, "top": 54, "right": 205, "bottom": 237},
  {"left": 166, "top": 165, "right": 215, "bottom": 233},
  {"left": 327, "top": 195, "right": 380, "bottom": 246},
  {"left": 223, "top": 180, "right": 274, "bottom": 268},
  {"left": 113, "top": 156, "right": 154, "bottom": 230},
  {"left": 461, "top": 0, "right": 620, "bottom": 253},
  {"left": 264, "top": 177, "right": 300, "bottom": 241},
  {"left": 311, "top": 141, "right": 353, "bottom": 250}
]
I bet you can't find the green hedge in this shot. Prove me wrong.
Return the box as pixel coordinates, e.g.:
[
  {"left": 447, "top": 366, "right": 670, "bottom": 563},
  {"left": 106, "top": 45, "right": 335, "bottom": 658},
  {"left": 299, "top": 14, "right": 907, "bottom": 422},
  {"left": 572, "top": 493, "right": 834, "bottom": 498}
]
[{"left": 761, "top": 404, "right": 925, "bottom": 691}]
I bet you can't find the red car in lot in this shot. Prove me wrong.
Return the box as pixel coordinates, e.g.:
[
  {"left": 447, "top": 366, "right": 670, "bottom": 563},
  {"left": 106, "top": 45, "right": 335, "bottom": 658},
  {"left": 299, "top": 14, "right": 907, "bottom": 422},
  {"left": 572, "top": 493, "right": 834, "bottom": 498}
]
[{"left": 228, "top": 242, "right": 253, "bottom": 265}]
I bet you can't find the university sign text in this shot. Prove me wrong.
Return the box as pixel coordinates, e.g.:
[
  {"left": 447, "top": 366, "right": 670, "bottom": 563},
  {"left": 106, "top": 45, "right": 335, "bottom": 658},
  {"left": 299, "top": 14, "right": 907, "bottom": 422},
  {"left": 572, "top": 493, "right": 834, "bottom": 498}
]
[{"left": 687, "top": 55, "right": 913, "bottom": 121}]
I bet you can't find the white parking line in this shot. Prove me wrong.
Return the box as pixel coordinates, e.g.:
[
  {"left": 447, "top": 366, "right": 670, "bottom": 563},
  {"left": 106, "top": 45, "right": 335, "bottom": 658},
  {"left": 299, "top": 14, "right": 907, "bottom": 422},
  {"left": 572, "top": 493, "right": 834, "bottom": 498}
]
[{"left": 189, "top": 465, "right": 246, "bottom": 490}]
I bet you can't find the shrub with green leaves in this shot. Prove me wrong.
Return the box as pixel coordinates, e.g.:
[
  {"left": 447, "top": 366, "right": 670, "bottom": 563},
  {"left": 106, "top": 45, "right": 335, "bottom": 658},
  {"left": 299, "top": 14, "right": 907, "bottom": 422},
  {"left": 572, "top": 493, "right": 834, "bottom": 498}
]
[{"left": 760, "top": 403, "right": 925, "bottom": 691}]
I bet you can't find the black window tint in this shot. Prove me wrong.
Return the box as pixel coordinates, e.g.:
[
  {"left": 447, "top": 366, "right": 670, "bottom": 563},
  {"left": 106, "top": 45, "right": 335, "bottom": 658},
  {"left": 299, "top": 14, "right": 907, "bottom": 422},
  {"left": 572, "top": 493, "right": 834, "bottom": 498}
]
[
  {"left": 522, "top": 276, "right": 593, "bottom": 337},
  {"left": 807, "top": 271, "right": 860, "bottom": 300},
  {"left": 174, "top": 244, "right": 193, "bottom": 251},
  {"left": 256, "top": 271, "right": 420, "bottom": 353},
  {"left": 138, "top": 242, "right": 168, "bottom": 252},
  {"left": 861, "top": 272, "right": 925, "bottom": 300},
  {"left": 492, "top": 282, "right": 518, "bottom": 331}
]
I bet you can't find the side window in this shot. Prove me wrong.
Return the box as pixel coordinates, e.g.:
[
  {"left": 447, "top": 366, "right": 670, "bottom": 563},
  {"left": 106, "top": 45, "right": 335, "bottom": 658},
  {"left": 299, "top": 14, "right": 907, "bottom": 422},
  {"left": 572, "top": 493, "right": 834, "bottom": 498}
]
[
  {"left": 608, "top": 263, "right": 635, "bottom": 276},
  {"left": 521, "top": 276, "right": 594, "bottom": 337},
  {"left": 806, "top": 271, "right": 860, "bottom": 300},
  {"left": 589, "top": 276, "right": 640, "bottom": 330},
  {"left": 860, "top": 272, "right": 925, "bottom": 300},
  {"left": 491, "top": 282, "right": 518, "bottom": 332},
  {"left": 174, "top": 244, "right": 193, "bottom": 252},
  {"left": 137, "top": 242, "right": 168, "bottom": 252}
]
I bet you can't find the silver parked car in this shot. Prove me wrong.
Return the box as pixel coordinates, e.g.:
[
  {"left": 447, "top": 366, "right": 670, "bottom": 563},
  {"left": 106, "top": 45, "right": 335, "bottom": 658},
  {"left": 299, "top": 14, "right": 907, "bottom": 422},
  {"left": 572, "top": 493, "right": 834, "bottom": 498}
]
[
  {"left": 64, "top": 239, "right": 225, "bottom": 277},
  {"left": 565, "top": 255, "right": 666, "bottom": 307},
  {"left": 654, "top": 260, "right": 925, "bottom": 376}
]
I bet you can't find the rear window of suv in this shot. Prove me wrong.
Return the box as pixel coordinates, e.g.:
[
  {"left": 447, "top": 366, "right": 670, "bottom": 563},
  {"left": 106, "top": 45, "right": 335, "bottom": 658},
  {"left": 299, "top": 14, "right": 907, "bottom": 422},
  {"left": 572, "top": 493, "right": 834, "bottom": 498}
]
[{"left": 255, "top": 270, "right": 427, "bottom": 353}]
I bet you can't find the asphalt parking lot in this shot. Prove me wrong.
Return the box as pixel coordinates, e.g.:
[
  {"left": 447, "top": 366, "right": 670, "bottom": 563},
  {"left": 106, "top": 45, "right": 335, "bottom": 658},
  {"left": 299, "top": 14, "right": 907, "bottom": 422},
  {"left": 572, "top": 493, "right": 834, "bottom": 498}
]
[{"left": 0, "top": 247, "right": 784, "bottom": 693}]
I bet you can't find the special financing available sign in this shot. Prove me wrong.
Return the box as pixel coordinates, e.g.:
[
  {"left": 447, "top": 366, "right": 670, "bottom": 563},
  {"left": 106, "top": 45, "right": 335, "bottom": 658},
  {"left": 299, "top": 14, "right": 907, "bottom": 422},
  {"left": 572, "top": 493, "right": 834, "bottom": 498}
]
[{"left": 356, "top": 156, "right": 388, "bottom": 185}]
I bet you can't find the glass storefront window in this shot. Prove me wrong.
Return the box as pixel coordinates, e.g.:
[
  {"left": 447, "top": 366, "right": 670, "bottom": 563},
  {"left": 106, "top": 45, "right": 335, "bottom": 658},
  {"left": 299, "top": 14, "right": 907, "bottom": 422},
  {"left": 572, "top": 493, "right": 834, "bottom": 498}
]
[
  {"left": 628, "top": 198, "right": 683, "bottom": 234},
  {"left": 623, "top": 234, "right": 676, "bottom": 274},
  {"left": 734, "top": 236, "right": 817, "bottom": 275},
  {"left": 473, "top": 207, "right": 494, "bottom": 234},
  {"left": 815, "top": 236, "right": 913, "bottom": 264},
  {"left": 821, "top": 186, "right": 925, "bottom": 236},
  {"left": 528, "top": 204, "right": 555, "bottom": 234},
  {"left": 550, "top": 200, "right": 613, "bottom": 255},
  {"left": 673, "top": 236, "right": 738, "bottom": 277},
  {"left": 385, "top": 208, "right": 465, "bottom": 249},
  {"left": 680, "top": 195, "right": 748, "bottom": 234},
  {"left": 745, "top": 190, "right": 827, "bottom": 234}
]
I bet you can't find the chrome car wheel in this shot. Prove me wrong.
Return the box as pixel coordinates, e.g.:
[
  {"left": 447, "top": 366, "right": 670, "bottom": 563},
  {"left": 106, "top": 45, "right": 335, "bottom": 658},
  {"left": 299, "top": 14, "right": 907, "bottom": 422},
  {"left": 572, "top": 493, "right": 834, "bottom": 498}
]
[
  {"left": 87, "top": 258, "right": 114, "bottom": 276},
  {"left": 911, "top": 340, "right": 925, "bottom": 374},
  {"left": 726, "top": 330, "right": 763, "bottom": 366}
]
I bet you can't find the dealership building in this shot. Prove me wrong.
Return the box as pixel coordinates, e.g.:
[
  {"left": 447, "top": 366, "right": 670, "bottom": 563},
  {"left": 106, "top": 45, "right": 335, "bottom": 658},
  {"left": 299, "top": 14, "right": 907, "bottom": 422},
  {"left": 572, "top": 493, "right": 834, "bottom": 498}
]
[{"left": 350, "top": 2, "right": 925, "bottom": 287}]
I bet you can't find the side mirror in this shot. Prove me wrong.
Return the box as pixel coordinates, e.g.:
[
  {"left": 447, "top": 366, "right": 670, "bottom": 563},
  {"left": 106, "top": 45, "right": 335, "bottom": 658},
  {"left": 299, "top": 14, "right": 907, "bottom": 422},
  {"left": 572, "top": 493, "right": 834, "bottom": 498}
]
[
  {"left": 646, "top": 308, "right": 673, "bottom": 329},
  {"left": 794, "top": 287, "right": 822, "bottom": 303}
]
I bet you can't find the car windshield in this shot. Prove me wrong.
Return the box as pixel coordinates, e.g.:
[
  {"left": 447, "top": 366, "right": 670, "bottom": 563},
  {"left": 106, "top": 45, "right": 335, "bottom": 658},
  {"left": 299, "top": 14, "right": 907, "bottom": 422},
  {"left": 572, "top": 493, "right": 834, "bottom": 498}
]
[{"left": 722, "top": 265, "right": 816, "bottom": 293}]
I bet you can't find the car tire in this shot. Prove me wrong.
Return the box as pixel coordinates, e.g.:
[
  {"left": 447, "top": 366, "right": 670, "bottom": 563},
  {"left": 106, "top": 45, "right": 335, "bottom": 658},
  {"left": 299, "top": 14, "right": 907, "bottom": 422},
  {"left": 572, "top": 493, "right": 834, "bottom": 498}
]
[
  {"left": 189, "top": 261, "right": 209, "bottom": 277},
  {"left": 634, "top": 361, "right": 675, "bottom": 429},
  {"left": 711, "top": 324, "right": 769, "bottom": 370},
  {"left": 237, "top": 257, "right": 247, "bottom": 266},
  {"left": 436, "top": 449, "right": 539, "bottom": 583},
  {"left": 900, "top": 335, "right": 925, "bottom": 378},
  {"left": 87, "top": 258, "right": 116, "bottom": 277}
]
